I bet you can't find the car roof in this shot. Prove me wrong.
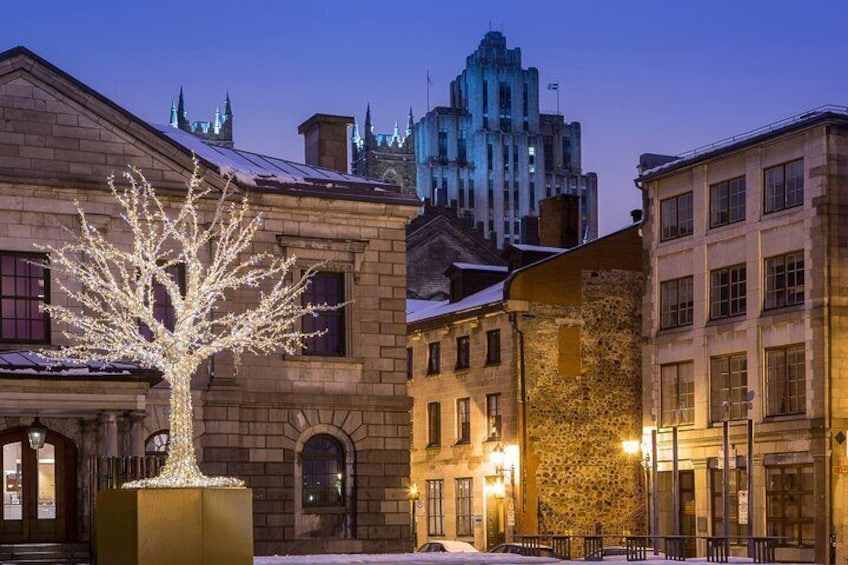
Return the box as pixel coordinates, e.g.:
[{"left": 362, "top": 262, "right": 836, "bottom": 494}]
[{"left": 428, "top": 540, "right": 478, "bottom": 552}]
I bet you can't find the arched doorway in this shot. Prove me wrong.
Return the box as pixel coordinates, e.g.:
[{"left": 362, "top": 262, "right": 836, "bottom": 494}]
[{"left": 0, "top": 426, "right": 77, "bottom": 542}]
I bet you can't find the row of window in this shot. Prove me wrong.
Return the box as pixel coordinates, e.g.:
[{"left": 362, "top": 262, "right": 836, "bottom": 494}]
[
  {"left": 661, "top": 344, "right": 804, "bottom": 427},
  {"left": 704, "top": 464, "right": 812, "bottom": 547},
  {"left": 411, "top": 329, "right": 501, "bottom": 378},
  {"left": 426, "top": 477, "right": 474, "bottom": 537},
  {"left": 0, "top": 251, "right": 347, "bottom": 357},
  {"left": 660, "top": 159, "right": 804, "bottom": 242},
  {"left": 660, "top": 250, "right": 804, "bottom": 329},
  {"left": 427, "top": 393, "right": 502, "bottom": 447}
]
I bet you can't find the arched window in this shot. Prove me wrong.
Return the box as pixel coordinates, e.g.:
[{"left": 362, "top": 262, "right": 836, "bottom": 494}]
[
  {"left": 302, "top": 434, "right": 344, "bottom": 507},
  {"left": 145, "top": 430, "right": 170, "bottom": 455}
]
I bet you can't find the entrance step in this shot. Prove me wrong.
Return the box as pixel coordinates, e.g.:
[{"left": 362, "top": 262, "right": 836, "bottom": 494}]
[{"left": 0, "top": 543, "right": 90, "bottom": 565}]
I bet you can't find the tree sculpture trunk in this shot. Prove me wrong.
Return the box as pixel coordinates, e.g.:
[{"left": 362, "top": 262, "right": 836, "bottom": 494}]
[{"left": 158, "top": 371, "right": 202, "bottom": 485}]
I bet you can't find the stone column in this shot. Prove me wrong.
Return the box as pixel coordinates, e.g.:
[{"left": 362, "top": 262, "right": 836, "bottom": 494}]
[
  {"left": 129, "top": 412, "right": 146, "bottom": 457},
  {"left": 99, "top": 412, "right": 119, "bottom": 457}
]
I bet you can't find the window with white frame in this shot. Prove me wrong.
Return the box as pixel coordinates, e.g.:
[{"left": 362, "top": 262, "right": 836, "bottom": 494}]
[
  {"left": 456, "top": 397, "right": 470, "bottom": 444},
  {"left": 455, "top": 478, "right": 473, "bottom": 537},
  {"left": 710, "top": 353, "right": 748, "bottom": 422},
  {"left": 660, "top": 192, "right": 694, "bottom": 241},
  {"left": 660, "top": 276, "right": 694, "bottom": 329},
  {"left": 764, "top": 159, "right": 804, "bottom": 214},
  {"left": 764, "top": 251, "right": 804, "bottom": 310},
  {"left": 660, "top": 361, "right": 694, "bottom": 427},
  {"left": 765, "top": 344, "right": 805, "bottom": 417},
  {"left": 426, "top": 479, "right": 445, "bottom": 536},
  {"left": 710, "top": 264, "right": 746, "bottom": 319}
]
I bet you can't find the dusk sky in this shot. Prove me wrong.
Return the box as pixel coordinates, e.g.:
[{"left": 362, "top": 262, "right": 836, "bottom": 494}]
[{"left": 7, "top": 0, "right": 848, "bottom": 235}]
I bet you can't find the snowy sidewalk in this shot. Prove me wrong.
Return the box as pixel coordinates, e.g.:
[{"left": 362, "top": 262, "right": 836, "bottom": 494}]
[{"left": 253, "top": 554, "right": 779, "bottom": 564}]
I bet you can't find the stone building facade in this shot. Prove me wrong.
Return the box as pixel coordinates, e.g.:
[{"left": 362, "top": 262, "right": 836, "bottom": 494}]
[
  {"left": 638, "top": 108, "right": 848, "bottom": 563},
  {"left": 414, "top": 31, "right": 599, "bottom": 248},
  {"left": 351, "top": 105, "right": 416, "bottom": 194},
  {"left": 407, "top": 225, "right": 642, "bottom": 551},
  {"left": 0, "top": 47, "right": 419, "bottom": 557}
]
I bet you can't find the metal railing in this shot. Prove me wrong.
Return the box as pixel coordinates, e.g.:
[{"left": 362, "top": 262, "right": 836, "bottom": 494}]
[{"left": 519, "top": 533, "right": 780, "bottom": 562}]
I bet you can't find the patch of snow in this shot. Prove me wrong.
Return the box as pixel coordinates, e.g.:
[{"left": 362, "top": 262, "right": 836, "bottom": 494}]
[{"left": 407, "top": 282, "right": 504, "bottom": 324}]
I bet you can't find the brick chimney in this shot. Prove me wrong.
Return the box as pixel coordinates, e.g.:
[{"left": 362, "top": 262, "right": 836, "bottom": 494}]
[
  {"left": 297, "top": 113, "right": 354, "bottom": 173},
  {"left": 539, "top": 194, "right": 580, "bottom": 248}
]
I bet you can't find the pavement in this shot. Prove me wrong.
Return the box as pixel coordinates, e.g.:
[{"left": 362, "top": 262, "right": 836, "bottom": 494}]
[{"left": 253, "top": 554, "right": 778, "bottom": 564}]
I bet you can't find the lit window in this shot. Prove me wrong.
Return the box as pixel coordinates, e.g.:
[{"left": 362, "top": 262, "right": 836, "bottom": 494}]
[
  {"left": 456, "top": 478, "right": 473, "bottom": 536},
  {"left": 144, "top": 430, "right": 170, "bottom": 455},
  {"left": 486, "top": 393, "right": 502, "bottom": 439},
  {"left": 426, "top": 479, "right": 445, "bottom": 536},
  {"left": 302, "top": 434, "right": 345, "bottom": 507},
  {"left": 710, "top": 467, "right": 747, "bottom": 542},
  {"left": 0, "top": 252, "right": 49, "bottom": 343},
  {"left": 302, "top": 272, "right": 346, "bottom": 356}
]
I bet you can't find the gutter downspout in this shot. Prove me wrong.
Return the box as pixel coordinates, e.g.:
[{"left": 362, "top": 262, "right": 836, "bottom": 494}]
[{"left": 510, "top": 312, "right": 528, "bottom": 519}]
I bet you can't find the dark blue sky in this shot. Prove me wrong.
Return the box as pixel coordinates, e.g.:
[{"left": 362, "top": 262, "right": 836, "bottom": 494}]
[{"left": 7, "top": 0, "right": 848, "bottom": 234}]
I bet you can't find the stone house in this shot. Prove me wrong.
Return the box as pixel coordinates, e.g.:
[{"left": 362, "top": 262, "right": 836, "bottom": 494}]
[
  {"left": 407, "top": 224, "right": 643, "bottom": 551},
  {"left": 638, "top": 107, "right": 848, "bottom": 563},
  {"left": 0, "top": 46, "right": 419, "bottom": 558}
]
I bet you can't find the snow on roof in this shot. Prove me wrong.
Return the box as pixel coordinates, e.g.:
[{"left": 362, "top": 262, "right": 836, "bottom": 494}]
[
  {"left": 450, "top": 262, "right": 508, "bottom": 273},
  {"left": 407, "top": 281, "right": 504, "bottom": 324},
  {"left": 407, "top": 299, "right": 445, "bottom": 317},
  {"left": 0, "top": 350, "right": 143, "bottom": 376},
  {"left": 155, "top": 124, "right": 403, "bottom": 193},
  {"left": 508, "top": 244, "right": 565, "bottom": 254}
]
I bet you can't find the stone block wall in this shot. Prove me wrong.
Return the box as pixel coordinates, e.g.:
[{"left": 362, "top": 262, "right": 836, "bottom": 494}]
[{"left": 525, "top": 269, "right": 643, "bottom": 536}]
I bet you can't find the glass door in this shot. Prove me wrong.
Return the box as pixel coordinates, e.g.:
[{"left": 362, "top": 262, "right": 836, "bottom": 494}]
[{"left": 0, "top": 427, "right": 74, "bottom": 543}]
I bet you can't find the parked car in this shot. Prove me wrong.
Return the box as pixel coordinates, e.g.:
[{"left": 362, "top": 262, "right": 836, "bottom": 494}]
[
  {"left": 489, "top": 542, "right": 557, "bottom": 557},
  {"left": 416, "top": 540, "right": 479, "bottom": 553}
]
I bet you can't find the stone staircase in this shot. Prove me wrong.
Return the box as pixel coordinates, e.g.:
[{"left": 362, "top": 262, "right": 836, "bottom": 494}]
[{"left": 0, "top": 543, "right": 90, "bottom": 565}]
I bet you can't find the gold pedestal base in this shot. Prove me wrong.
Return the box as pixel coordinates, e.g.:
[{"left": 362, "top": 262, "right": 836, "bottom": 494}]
[{"left": 96, "top": 487, "right": 253, "bottom": 565}]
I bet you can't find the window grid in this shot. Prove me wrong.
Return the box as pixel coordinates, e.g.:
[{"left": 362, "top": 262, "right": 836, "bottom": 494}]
[
  {"left": 766, "top": 465, "right": 814, "bottom": 547},
  {"left": 710, "top": 468, "right": 748, "bottom": 541},
  {"left": 766, "top": 344, "right": 806, "bottom": 417},
  {"left": 455, "top": 478, "right": 473, "bottom": 537},
  {"left": 710, "top": 354, "right": 748, "bottom": 422},
  {"left": 764, "top": 252, "right": 804, "bottom": 310},
  {"left": 764, "top": 159, "right": 804, "bottom": 214},
  {"left": 455, "top": 397, "right": 470, "bottom": 444},
  {"left": 426, "top": 479, "right": 445, "bottom": 537},
  {"left": 660, "top": 276, "right": 694, "bottom": 329},
  {"left": 710, "top": 264, "right": 746, "bottom": 320},
  {"left": 0, "top": 252, "right": 49, "bottom": 343},
  {"left": 406, "top": 347, "right": 413, "bottom": 380},
  {"left": 486, "top": 329, "right": 501, "bottom": 365},
  {"left": 486, "top": 393, "right": 502, "bottom": 440},
  {"left": 660, "top": 192, "right": 694, "bottom": 241},
  {"left": 660, "top": 362, "right": 694, "bottom": 427},
  {"left": 427, "top": 402, "right": 441, "bottom": 447},
  {"left": 710, "top": 177, "right": 746, "bottom": 228}
]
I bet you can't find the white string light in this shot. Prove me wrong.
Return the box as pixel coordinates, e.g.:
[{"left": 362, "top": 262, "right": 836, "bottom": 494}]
[{"left": 39, "top": 160, "right": 332, "bottom": 488}]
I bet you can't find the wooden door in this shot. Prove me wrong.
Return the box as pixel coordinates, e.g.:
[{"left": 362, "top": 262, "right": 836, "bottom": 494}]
[
  {"left": 485, "top": 475, "right": 505, "bottom": 550},
  {"left": 0, "top": 427, "right": 76, "bottom": 543}
]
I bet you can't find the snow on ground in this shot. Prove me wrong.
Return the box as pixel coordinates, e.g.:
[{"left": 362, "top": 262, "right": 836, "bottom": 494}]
[{"left": 254, "top": 554, "right": 768, "bottom": 564}]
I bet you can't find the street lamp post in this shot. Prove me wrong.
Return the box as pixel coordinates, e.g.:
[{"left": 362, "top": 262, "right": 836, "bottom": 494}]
[
  {"left": 407, "top": 484, "right": 420, "bottom": 551},
  {"left": 491, "top": 443, "right": 517, "bottom": 539},
  {"left": 623, "top": 438, "right": 652, "bottom": 542}
]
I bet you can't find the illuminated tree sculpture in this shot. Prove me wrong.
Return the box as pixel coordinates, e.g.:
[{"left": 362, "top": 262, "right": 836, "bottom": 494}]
[{"left": 40, "top": 163, "right": 328, "bottom": 488}]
